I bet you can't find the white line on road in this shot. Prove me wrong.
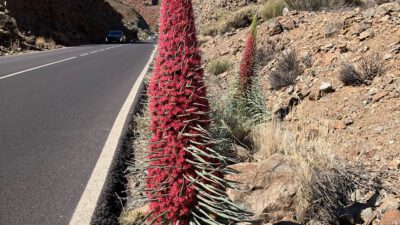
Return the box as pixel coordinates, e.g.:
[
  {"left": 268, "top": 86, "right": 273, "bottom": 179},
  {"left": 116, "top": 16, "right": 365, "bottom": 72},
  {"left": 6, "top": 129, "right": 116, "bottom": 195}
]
[
  {"left": 80, "top": 53, "right": 89, "bottom": 57},
  {"left": 0, "top": 57, "right": 77, "bottom": 81},
  {"left": 90, "top": 51, "right": 98, "bottom": 54},
  {"left": 68, "top": 47, "right": 157, "bottom": 225}
]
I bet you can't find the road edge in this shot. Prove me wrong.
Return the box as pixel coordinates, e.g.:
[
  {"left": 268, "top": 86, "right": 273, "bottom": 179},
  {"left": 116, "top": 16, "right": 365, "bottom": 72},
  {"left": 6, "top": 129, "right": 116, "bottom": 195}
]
[{"left": 68, "top": 46, "right": 157, "bottom": 225}]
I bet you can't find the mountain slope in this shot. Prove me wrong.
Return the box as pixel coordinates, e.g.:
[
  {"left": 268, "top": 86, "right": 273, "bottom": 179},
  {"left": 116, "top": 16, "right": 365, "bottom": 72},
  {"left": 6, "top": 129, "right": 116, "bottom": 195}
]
[{"left": 4, "top": 0, "right": 149, "bottom": 46}]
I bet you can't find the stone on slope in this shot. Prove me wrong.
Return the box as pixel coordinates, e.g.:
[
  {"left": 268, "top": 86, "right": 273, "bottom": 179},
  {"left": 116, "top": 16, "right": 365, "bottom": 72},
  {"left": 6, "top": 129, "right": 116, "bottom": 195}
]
[{"left": 226, "top": 154, "right": 299, "bottom": 222}]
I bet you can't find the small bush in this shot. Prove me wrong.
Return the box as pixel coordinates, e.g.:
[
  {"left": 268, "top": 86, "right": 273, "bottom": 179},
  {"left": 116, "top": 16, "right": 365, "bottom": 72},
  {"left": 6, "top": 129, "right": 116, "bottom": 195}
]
[
  {"left": 35, "top": 37, "right": 46, "bottom": 48},
  {"left": 35, "top": 36, "right": 56, "bottom": 49},
  {"left": 259, "top": 0, "right": 285, "bottom": 20},
  {"left": 284, "top": 0, "right": 364, "bottom": 11},
  {"left": 207, "top": 59, "right": 231, "bottom": 75},
  {"left": 359, "top": 53, "right": 383, "bottom": 81},
  {"left": 339, "top": 63, "right": 363, "bottom": 86},
  {"left": 218, "top": 6, "right": 258, "bottom": 34},
  {"left": 229, "top": 6, "right": 257, "bottom": 29},
  {"left": 339, "top": 54, "right": 383, "bottom": 86},
  {"left": 212, "top": 77, "right": 269, "bottom": 148},
  {"left": 269, "top": 49, "right": 301, "bottom": 89}
]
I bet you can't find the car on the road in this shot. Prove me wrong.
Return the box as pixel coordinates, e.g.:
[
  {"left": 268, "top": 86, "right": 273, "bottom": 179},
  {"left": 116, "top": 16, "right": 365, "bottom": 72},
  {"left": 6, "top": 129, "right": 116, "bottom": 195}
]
[{"left": 105, "top": 30, "right": 126, "bottom": 43}]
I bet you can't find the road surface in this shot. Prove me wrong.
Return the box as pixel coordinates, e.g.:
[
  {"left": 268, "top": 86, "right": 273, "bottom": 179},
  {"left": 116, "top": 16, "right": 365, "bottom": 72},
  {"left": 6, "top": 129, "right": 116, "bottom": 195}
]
[{"left": 0, "top": 43, "right": 155, "bottom": 225}]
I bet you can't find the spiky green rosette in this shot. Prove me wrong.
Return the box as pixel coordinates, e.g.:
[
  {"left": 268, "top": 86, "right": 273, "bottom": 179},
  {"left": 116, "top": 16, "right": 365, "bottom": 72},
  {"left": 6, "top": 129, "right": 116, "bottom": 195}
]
[{"left": 144, "top": 0, "right": 253, "bottom": 224}]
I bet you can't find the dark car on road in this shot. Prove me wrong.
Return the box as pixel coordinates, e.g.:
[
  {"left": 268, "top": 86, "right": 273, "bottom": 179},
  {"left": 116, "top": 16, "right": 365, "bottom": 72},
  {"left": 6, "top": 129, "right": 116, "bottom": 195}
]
[{"left": 105, "top": 30, "right": 126, "bottom": 43}]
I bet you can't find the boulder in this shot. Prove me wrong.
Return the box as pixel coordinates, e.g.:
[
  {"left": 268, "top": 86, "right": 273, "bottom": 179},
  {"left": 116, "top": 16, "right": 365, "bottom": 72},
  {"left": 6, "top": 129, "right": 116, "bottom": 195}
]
[
  {"left": 379, "top": 3, "right": 400, "bottom": 13},
  {"left": 319, "top": 82, "right": 334, "bottom": 92},
  {"left": 226, "top": 154, "right": 299, "bottom": 222},
  {"left": 381, "top": 209, "right": 400, "bottom": 225},
  {"left": 267, "top": 20, "right": 283, "bottom": 36},
  {"left": 281, "top": 19, "right": 296, "bottom": 30}
]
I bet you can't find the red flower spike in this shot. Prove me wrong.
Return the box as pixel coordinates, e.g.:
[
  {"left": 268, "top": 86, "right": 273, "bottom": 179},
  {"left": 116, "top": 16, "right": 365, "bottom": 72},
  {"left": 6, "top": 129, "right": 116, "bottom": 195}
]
[
  {"left": 239, "top": 15, "right": 258, "bottom": 91},
  {"left": 146, "top": 0, "right": 210, "bottom": 224},
  {"left": 145, "top": 1, "right": 253, "bottom": 224}
]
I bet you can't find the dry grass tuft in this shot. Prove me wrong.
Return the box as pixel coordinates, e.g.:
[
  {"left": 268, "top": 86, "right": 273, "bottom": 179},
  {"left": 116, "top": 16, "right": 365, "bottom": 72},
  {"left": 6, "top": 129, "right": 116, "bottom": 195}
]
[
  {"left": 284, "top": 0, "right": 364, "bottom": 11},
  {"left": 251, "top": 117, "right": 379, "bottom": 224},
  {"left": 259, "top": 0, "right": 285, "bottom": 20},
  {"left": 339, "top": 53, "right": 384, "bottom": 86},
  {"left": 35, "top": 36, "right": 56, "bottom": 49},
  {"left": 201, "top": 5, "right": 258, "bottom": 36},
  {"left": 269, "top": 49, "right": 301, "bottom": 89},
  {"left": 207, "top": 59, "right": 231, "bottom": 76},
  {"left": 339, "top": 63, "right": 364, "bottom": 86},
  {"left": 119, "top": 210, "right": 145, "bottom": 225},
  {"left": 359, "top": 53, "right": 384, "bottom": 81}
]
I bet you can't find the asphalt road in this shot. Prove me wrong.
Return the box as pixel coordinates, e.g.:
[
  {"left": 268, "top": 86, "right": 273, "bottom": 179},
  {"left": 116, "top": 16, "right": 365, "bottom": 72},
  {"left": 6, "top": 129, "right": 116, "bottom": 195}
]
[{"left": 0, "top": 43, "right": 155, "bottom": 225}]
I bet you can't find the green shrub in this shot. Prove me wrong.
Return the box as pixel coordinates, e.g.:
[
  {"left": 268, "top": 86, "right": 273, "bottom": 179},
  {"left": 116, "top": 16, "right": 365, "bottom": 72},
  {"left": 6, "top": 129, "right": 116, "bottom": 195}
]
[
  {"left": 207, "top": 59, "right": 231, "bottom": 75},
  {"left": 260, "top": 0, "right": 285, "bottom": 20},
  {"left": 211, "top": 77, "right": 270, "bottom": 148}
]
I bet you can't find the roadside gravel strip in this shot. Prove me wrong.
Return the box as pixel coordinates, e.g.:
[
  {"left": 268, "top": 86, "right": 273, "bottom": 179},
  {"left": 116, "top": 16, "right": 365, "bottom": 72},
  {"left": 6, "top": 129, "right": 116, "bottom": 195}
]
[{"left": 69, "top": 47, "right": 157, "bottom": 225}]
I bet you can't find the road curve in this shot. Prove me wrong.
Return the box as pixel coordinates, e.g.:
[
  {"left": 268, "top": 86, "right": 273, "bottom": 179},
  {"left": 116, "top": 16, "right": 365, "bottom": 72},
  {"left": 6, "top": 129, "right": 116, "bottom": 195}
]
[{"left": 0, "top": 43, "right": 155, "bottom": 225}]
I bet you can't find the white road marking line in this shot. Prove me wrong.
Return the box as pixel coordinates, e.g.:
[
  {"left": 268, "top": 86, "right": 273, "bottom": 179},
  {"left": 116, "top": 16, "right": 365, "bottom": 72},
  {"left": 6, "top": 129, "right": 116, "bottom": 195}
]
[
  {"left": 0, "top": 57, "right": 77, "bottom": 81},
  {"left": 90, "top": 51, "right": 98, "bottom": 54},
  {"left": 80, "top": 53, "right": 89, "bottom": 57},
  {"left": 68, "top": 47, "right": 157, "bottom": 225},
  {"left": 98, "top": 49, "right": 104, "bottom": 52}
]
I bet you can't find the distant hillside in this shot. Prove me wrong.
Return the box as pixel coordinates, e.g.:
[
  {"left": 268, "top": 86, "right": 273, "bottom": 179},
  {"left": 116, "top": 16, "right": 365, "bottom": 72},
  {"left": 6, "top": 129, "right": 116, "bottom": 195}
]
[
  {"left": 4, "top": 0, "right": 150, "bottom": 46},
  {"left": 122, "top": 0, "right": 160, "bottom": 31}
]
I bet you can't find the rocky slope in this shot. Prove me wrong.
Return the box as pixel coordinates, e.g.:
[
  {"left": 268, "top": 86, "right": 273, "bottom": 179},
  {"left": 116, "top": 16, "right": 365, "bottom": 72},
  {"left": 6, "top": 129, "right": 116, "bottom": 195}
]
[
  {"left": 122, "top": 0, "right": 160, "bottom": 31},
  {"left": 0, "top": 0, "right": 152, "bottom": 55},
  {"left": 119, "top": 1, "right": 400, "bottom": 225},
  {"left": 5, "top": 0, "right": 149, "bottom": 45},
  {"left": 0, "top": 2, "right": 40, "bottom": 55},
  {"left": 197, "top": 1, "right": 400, "bottom": 224}
]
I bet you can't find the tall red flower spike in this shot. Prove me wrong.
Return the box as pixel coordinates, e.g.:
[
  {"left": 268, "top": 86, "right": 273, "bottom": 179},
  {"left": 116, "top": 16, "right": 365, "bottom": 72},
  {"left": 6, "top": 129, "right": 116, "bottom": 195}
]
[
  {"left": 145, "top": 0, "right": 252, "bottom": 224},
  {"left": 240, "top": 15, "right": 258, "bottom": 91}
]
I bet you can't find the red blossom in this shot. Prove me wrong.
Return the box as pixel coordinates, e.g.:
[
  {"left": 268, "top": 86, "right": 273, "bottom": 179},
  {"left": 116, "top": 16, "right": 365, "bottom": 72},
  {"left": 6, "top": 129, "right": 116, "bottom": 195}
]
[
  {"left": 146, "top": 0, "right": 212, "bottom": 224},
  {"left": 239, "top": 15, "right": 258, "bottom": 91}
]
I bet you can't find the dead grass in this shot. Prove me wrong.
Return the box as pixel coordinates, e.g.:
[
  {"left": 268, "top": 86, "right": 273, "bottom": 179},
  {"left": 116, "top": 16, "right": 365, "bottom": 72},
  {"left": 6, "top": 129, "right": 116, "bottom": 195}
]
[
  {"left": 284, "top": 0, "right": 365, "bottom": 11},
  {"left": 119, "top": 210, "right": 145, "bottom": 225},
  {"left": 269, "top": 49, "right": 301, "bottom": 89},
  {"left": 207, "top": 58, "right": 231, "bottom": 76},
  {"left": 339, "top": 53, "right": 384, "bottom": 86},
  {"left": 201, "top": 5, "right": 258, "bottom": 36},
  {"left": 259, "top": 0, "right": 285, "bottom": 20},
  {"left": 359, "top": 53, "right": 384, "bottom": 81},
  {"left": 250, "top": 116, "right": 379, "bottom": 224},
  {"left": 35, "top": 36, "right": 56, "bottom": 49}
]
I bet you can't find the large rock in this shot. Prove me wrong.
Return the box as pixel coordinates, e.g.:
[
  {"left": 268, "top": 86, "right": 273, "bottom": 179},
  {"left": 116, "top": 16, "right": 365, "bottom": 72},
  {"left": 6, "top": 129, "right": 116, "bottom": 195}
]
[
  {"left": 226, "top": 154, "right": 299, "bottom": 222},
  {"left": 379, "top": 3, "right": 400, "bottom": 13},
  {"left": 266, "top": 20, "right": 283, "bottom": 36},
  {"left": 381, "top": 209, "right": 400, "bottom": 225}
]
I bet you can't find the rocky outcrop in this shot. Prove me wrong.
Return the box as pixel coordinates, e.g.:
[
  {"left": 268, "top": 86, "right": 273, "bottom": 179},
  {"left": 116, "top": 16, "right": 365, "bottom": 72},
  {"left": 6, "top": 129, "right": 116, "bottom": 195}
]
[{"left": 226, "top": 154, "right": 299, "bottom": 223}]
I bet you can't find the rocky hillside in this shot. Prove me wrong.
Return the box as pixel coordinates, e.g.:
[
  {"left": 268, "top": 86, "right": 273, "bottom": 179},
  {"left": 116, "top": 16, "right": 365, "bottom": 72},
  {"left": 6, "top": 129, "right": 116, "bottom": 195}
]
[
  {"left": 0, "top": 0, "right": 152, "bottom": 55},
  {"left": 118, "top": 1, "right": 399, "bottom": 225},
  {"left": 197, "top": 1, "right": 400, "bottom": 224},
  {"left": 0, "top": 2, "right": 40, "bottom": 55},
  {"left": 5, "top": 0, "right": 149, "bottom": 45},
  {"left": 122, "top": 0, "right": 160, "bottom": 31}
]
